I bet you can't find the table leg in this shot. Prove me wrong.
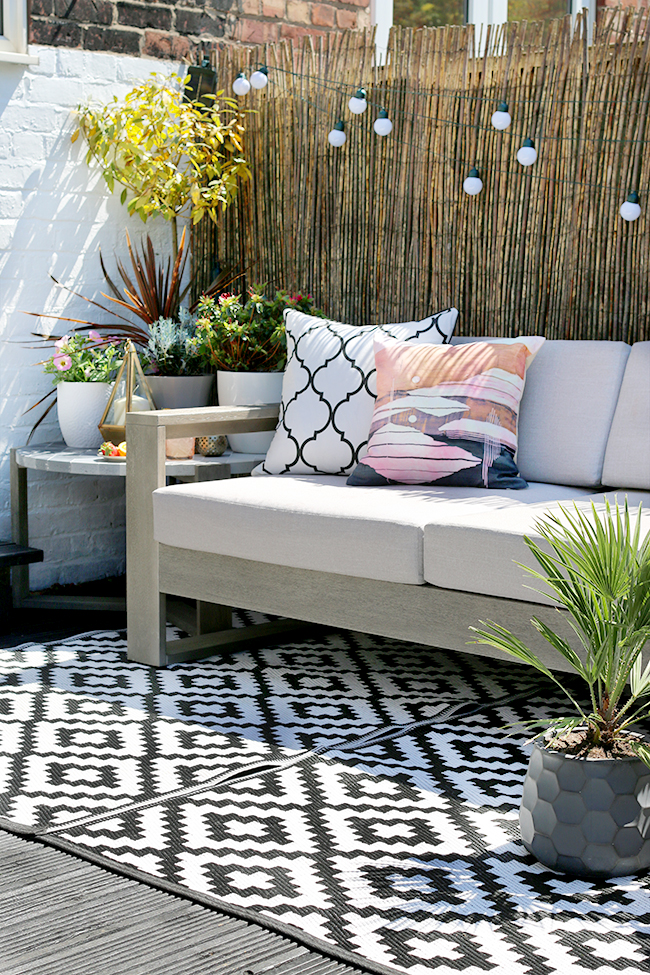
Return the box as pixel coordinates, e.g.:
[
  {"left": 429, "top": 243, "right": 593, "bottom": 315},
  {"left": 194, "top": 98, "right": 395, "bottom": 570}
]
[{"left": 10, "top": 450, "right": 30, "bottom": 609}]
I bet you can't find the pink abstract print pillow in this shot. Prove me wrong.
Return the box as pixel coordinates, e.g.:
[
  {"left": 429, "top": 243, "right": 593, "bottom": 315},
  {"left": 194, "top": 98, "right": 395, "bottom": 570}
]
[{"left": 347, "top": 337, "right": 545, "bottom": 489}]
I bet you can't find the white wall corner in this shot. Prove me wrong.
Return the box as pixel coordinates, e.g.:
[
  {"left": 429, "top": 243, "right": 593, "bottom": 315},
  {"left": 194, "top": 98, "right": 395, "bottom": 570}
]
[{"left": 371, "top": 0, "right": 393, "bottom": 65}]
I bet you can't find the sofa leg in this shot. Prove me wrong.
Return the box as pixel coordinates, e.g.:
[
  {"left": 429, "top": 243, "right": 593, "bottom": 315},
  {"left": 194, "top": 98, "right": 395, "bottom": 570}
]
[{"left": 196, "top": 601, "right": 232, "bottom": 634}]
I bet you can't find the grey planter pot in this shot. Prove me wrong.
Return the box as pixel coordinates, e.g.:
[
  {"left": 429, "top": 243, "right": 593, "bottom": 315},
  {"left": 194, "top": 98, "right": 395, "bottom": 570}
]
[
  {"left": 146, "top": 375, "right": 214, "bottom": 410},
  {"left": 520, "top": 740, "right": 650, "bottom": 878}
]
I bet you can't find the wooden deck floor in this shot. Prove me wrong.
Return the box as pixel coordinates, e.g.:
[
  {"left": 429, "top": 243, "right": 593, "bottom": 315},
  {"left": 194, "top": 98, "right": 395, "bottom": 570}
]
[{"left": 0, "top": 830, "right": 360, "bottom": 975}]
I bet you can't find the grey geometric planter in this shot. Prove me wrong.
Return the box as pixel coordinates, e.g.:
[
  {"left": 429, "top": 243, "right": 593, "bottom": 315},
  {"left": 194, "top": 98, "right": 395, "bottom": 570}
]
[{"left": 519, "top": 741, "right": 650, "bottom": 878}]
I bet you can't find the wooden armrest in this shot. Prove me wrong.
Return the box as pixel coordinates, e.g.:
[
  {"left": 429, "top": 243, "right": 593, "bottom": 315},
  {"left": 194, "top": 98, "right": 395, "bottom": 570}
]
[{"left": 126, "top": 404, "right": 280, "bottom": 440}]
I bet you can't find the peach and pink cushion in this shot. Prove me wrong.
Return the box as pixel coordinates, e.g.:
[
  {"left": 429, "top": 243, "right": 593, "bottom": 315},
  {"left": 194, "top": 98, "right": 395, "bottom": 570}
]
[{"left": 347, "top": 337, "right": 544, "bottom": 489}]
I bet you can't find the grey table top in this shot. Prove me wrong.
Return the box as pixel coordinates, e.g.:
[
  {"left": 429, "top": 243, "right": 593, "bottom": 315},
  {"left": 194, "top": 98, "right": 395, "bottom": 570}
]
[{"left": 15, "top": 442, "right": 266, "bottom": 478}]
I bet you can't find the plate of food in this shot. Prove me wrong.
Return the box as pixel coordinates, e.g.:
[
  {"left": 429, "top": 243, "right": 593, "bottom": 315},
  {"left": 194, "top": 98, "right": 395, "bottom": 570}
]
[{"left": 97, "top": 441, "right": 127, "bottom": 461}]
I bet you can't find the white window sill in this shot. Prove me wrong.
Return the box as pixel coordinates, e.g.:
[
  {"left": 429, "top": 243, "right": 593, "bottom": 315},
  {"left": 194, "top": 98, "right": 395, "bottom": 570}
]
[{"left": 0, "top": 50, "right": 39, "bottom": 65}]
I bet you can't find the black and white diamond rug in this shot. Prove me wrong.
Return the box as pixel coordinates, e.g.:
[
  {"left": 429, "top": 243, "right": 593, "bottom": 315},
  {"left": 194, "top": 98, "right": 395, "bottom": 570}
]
[{"left": 1, "top": 624, "right": 649, "bottom": 975}]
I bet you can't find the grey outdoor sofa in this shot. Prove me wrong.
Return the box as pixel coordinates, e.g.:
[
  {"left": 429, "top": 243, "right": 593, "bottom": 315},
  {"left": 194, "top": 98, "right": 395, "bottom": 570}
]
[{"left": 126, "top": 339, "right": 650, "bottom": 669}]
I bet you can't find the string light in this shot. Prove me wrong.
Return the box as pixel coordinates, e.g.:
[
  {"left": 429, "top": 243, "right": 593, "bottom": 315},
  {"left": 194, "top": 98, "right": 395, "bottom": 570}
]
[
  {"left": 232, "top": 72, "right": 251, "bottom": 96},
  {"left": 328, "top": 120, "right": 347, "bottom": 147},
  {"left": 228, "top": 65, "right": 643, "bottom": 216},
  {"left": 250, "top": 67, "right": 269, "bottom": 90},
  {"left": 463, "top": 167, "right": 483, "bottom": 195},
  {"left": 620, "top": 191, "right": 641, "bottom": 221},
  {"left": 517, "top": 138, "right": 538, "bottom": 166},
  {"left": 373, "top": 109, "right": 393, "bottom": 137},
  {"left": 491, "top": 101, "right": 512, "bottom": 130},
  {"left": 349, "top": 88, "right": 368, "bottom": 115}
]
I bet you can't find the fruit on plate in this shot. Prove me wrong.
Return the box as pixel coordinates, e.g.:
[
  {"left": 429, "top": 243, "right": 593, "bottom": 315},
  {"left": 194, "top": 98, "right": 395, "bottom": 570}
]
[{"left": 98, "top": 441, "right": 127, "bottom": 457}]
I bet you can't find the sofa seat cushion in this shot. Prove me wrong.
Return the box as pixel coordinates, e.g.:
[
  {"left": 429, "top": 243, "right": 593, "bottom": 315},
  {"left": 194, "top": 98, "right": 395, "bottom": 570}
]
[
  {"left": 153, "top": 478, "right": 602, "bottom": 590},
  {"left": 154, "top": 475, "right": 449, "bottom": 586},
  {"left": 423, "top": 486, "right": 648, "bottom": 603}
]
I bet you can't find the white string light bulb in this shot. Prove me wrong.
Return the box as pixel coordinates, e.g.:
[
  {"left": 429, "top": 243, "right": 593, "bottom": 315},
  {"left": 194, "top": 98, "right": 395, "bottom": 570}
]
[
  {"left": 491, "top": 101, "right": 512, "bottom": 130},
  {"left": 373, "top": 109, "right": 393, "bottom": 137},
  {"left": 250, "top": 67, "right": 269, "bottom": 90},
  {"left": 620, "top": 191, "right": 641, "bottom": 221},
  {"left": 348, "top": 88, "right": 368, "bottom": 114},
  {"left": 232, "top": 72, "right": 251, "bottom": 96},
  {"left": 517, "top": 138, "right": 538, "bottom": 166},
  {"left": 463, "top": 167, "right": 483, "bottom": 196},
  {"left": 328, "top": 121, "right": 346, "bottom": 147}
]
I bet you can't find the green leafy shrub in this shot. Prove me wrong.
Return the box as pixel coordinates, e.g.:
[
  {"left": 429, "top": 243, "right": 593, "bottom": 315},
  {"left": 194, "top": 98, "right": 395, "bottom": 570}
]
[
  {"left": 194, "top": 288, "right": 326, "bottom": 372},
  {"left": 73, "top": 73, "right": 251, "bottom": 254}
]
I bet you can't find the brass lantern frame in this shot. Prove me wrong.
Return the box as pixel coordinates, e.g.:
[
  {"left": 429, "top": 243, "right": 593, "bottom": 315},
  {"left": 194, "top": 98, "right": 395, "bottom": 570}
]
[{"left": 98, "top": 340, "right": 157, "bottom": 444}]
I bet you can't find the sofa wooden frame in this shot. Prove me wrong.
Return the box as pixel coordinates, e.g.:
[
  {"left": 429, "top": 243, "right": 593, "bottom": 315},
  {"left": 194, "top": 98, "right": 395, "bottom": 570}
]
[{"left": 126, "top": 406, "right": 572, "bottom": 670}]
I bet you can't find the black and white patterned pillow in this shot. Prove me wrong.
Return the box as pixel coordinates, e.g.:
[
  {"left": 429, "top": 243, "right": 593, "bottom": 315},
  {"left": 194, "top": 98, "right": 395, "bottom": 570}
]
[{"left": 258, "top": 308, "right": 458, "bottom": 476}]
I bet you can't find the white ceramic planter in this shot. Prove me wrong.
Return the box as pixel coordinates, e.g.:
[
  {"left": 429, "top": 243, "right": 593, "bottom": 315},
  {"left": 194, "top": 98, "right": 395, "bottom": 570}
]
[
  {"left": 146, "top": 375, "right": 214, "bottom": 410},
  {"left": 57, "top": 382, "right": 112, "bottom": 449},
  {"left": 217, "top": 371, "right": 283, "bottom": 453}
]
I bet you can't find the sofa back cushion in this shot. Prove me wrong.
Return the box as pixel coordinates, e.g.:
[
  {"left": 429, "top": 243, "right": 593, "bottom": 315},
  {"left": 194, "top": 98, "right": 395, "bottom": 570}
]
[
  {"left": 453, "top": 338, "right": 631, "bottom": 487},
  {"left": 601, "top": 342, "right": 650, "bottom": 490}
]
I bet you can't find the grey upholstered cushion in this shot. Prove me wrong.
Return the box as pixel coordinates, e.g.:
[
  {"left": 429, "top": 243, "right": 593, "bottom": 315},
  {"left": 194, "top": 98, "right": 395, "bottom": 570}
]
[
  {"left": 154, "top": 475, "right": 444, "bottom": 585},
  {"left": 602, "top": 343, "right": 650, "bottom": 490},
  {"left": 153, "top": 477, "right": 601, "bottom": 591},
  {"left": 423, "top": 483, "right": 601, "bottom": 603},
  {"left": 453, "top": 338, "right": 631, "bottom": 487}
]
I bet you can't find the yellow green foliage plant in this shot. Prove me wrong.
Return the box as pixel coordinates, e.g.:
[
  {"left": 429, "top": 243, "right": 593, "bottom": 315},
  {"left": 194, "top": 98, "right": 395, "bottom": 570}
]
[{"left": 72, "top": 72, "right": 251, "bottom": 255}]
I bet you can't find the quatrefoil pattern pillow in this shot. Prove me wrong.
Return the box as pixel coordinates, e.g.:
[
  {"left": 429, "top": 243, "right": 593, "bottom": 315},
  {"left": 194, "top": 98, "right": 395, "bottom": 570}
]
[{"left": 259, "top": 308, "right": 458, "bottom": 476}]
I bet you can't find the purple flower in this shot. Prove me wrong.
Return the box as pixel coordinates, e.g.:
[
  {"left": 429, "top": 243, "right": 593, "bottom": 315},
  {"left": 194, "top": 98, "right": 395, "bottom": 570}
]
[{"left": 89, "top": 329, "right": 102, "bottom": 344}]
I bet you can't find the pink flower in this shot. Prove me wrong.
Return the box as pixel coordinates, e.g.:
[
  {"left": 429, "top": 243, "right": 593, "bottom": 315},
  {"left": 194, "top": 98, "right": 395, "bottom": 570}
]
[
  {"left": 54, "top": 353, "right": 72, "bottom": 372},
  {"left": 54, "top": 335, "right": 70, "bottom": 350},
  {"left": 88, "top": 329, "right": 102, "bottom": 343}
]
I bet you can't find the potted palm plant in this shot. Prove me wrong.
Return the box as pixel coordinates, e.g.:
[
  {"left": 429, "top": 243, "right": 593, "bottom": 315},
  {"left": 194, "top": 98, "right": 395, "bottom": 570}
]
[
  {"left": 194, "top": 288, "right": 325, "bottom": 452},
  {"left": 471, "top": 499, "right": 650, "bottom": 879}
]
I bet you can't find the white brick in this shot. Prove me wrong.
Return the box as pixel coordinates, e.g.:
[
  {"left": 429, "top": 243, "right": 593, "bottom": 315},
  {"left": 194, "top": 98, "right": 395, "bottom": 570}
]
[
  {"left": 0, "top": 192, "right": 23, "bottom": 219},
  {"left": 11, "top": 132, "right": 47, "bottom": 160},
  {"left": 30, "top": 47, "right": 58, "bottom": 77},
  {"left": 26, "top": 76, "right": 83, "bottom": 109}
]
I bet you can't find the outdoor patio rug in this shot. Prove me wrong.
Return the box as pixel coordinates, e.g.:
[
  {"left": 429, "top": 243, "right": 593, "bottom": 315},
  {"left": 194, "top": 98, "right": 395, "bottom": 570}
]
[{"left": 1, "top": 623, "right": 649, "bottom": 975}]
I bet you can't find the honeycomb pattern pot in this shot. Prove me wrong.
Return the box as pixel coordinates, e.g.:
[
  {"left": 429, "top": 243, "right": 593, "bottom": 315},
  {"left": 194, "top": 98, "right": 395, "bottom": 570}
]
[{"left": 520, "top": 741, "right": 650, "bottom": 878}]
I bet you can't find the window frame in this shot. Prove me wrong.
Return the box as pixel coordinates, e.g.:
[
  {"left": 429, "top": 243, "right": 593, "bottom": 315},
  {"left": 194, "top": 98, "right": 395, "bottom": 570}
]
[
  {"left": 466, "top": 0, "right": 597, "bottom": 39},
  {"left": 0, "top": 0, "right": 39, "bottom": 65}
]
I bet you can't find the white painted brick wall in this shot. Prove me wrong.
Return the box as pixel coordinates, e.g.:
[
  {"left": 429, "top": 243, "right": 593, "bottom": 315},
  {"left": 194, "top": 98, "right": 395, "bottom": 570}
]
[{"left": 0, "top": 46, "right": 184, "bottom": 590}]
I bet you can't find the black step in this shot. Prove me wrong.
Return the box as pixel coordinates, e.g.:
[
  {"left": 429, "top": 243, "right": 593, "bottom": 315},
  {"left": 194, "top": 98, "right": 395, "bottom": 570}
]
[{"left": 0, "top": 543, "right": 44, "bottom": 568}]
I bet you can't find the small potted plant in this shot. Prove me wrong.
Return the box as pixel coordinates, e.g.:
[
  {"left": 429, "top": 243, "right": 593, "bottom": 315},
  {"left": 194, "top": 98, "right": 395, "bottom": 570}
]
[
  {"left": 193, "top": 288, "right": 325, "bottom": 451},
  {"left": 471, "top": 499, "right": 650, "bottom": 879},
  {"left": 145, "top": 308, "right": 214, "bottom": 410},
  {"left": 42, "top": 332, "right": 124, "bottom": 448}
]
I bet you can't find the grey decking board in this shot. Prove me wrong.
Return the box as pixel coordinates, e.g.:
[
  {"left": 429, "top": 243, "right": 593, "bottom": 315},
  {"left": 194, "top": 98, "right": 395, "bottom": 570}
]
[{"left": 0, "top": 832, "right": 359, "bottom": 975}]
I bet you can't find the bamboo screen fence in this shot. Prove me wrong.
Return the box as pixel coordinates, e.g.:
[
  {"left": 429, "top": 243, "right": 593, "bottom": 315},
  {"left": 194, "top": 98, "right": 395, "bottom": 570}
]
[{"left": 194, "top": 7, "right": 650, "bottom": 342}]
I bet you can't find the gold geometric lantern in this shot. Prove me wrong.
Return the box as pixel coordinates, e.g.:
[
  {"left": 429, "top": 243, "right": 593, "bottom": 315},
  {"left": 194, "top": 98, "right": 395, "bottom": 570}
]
[{"left": 98, "top": 340, "right": 157, "bottom": 445}]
